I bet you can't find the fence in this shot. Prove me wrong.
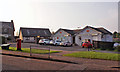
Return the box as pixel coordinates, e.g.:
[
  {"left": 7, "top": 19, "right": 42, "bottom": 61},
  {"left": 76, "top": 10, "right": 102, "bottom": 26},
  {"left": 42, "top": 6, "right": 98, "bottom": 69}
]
[
  {"left": 30, "top": 45, "right": 51, "bottom": 59},
  {"left": 93, "top": 40, "right": 115, "bottom": 49}
]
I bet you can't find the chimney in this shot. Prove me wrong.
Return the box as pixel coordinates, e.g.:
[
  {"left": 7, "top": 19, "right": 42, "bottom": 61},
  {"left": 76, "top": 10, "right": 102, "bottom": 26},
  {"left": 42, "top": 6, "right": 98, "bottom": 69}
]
[
  {"left": 11, "top": 20, "right": 15, "bottom": 31},
  {"left": 11, "top": 20, "right": 14, "bottom": 23}
]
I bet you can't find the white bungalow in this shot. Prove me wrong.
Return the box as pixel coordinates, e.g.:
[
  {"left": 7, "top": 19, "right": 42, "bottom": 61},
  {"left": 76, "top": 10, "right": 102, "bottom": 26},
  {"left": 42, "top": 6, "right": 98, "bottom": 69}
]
[{"left": 75, "top": 26, "right": 113, "bottom": 46}]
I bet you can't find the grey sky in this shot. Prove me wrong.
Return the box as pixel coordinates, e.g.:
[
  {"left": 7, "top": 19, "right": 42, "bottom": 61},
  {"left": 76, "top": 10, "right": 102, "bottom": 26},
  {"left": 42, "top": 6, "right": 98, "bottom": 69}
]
[{"left": 0, "top": 0, "right": 119, "bottom": 35}]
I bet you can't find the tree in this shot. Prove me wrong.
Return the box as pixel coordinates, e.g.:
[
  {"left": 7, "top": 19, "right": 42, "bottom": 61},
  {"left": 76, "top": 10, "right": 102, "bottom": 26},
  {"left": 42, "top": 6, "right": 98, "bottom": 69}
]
[{"left": 113, "top": 31, "right": 117, "bottom": 38}]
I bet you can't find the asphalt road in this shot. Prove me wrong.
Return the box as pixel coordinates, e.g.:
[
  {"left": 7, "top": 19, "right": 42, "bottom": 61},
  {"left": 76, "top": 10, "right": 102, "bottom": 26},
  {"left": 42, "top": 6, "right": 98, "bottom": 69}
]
[
  {"left": 2, "top": 55, "right": 86, "bottom": 70},
  {"left": 9, "top": 42, "right": 120, "bottom": 54},
  {"left": 9, "top": 42, "right": 88, "bottom": 51}
]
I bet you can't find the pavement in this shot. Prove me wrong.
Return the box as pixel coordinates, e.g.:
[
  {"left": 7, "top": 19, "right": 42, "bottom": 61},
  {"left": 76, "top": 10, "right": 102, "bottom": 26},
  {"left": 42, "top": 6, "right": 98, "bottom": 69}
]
[{"left": 1, "top": 49, "right": 120, "bottom": 70}]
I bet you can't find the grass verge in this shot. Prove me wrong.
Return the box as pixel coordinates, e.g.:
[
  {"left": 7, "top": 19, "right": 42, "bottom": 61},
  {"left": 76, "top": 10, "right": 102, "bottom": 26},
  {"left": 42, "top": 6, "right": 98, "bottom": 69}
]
[
  {"left": 1, "top": 47, "right": 61, "bottom": 54},
  {"left": 63, "top": 51, "right": 120, "bottom": 61}
]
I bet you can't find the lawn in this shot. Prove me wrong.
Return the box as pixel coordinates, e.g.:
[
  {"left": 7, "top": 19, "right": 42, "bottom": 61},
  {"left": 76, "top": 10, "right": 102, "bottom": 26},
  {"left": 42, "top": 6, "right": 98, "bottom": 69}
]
[
  {"left": 63, "top": 51, "right": 120, "bottom": 61},
  {"left": 1, "top": 47, "right": 61, "bottom": 54}
]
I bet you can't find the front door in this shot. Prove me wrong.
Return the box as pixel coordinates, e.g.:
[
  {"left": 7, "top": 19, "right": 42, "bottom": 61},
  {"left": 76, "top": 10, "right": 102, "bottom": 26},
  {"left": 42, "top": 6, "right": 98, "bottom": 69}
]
[{"left": 73, "top": 36, "right": 75, "bottom": 44}]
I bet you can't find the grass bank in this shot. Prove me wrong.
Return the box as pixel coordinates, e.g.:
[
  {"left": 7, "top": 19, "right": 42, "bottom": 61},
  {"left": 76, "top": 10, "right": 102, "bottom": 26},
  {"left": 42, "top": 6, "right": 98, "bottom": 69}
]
[
  {"left": 1, "top": 47, "right": 61, "bottom": 54},
  {"left": 63, "top": 51, "right": 120, "bottom": 61}
]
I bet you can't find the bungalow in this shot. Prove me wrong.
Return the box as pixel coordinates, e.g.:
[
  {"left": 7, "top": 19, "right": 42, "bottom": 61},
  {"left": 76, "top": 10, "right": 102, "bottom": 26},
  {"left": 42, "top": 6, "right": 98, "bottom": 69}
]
[
  {"left": 19, "top": 27, "right": 51, "bottom": 43},
  {"left": 0, "top": 20, "right": 15, "bottom": 41},
  {"left": 75, "top": 26, "right": 113, "bottom": 46},
  {"left": 52, "top": 28, "right": 81, "bottom": 44}
]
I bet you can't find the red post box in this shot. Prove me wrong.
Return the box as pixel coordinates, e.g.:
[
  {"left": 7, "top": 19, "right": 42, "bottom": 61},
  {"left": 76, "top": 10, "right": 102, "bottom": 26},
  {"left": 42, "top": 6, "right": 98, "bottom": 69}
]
[{"left": 17, "top": 39, "right": 21, "bottom": 50}]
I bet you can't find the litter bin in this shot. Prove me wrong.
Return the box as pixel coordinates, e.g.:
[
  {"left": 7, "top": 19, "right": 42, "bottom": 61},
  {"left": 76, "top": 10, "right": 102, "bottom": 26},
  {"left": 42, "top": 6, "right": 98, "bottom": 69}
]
[
  {"left": 1, "top": 44, "right": 10, "bottom": 50},
  {"left": 17, "top": 39, "right": 21, "bottom": 50}
]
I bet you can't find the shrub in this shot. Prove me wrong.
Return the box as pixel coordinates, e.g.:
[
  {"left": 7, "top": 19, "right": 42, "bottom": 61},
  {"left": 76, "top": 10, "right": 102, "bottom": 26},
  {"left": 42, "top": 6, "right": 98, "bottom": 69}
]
[
  {"left": 114, "top": 46, "right": 120, "bottom": 52},
  {"left": 99, "top": 47, "right": 106, "bottom": 50}
]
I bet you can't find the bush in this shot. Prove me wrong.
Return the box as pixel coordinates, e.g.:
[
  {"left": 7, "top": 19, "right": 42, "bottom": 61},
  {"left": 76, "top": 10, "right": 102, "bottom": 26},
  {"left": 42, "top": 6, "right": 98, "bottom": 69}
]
[
  {"left": 114, "top": 46, "right": 120, "bottom": 52},
  {"left": 7, "top": 37, "right": 11, "bottom": 40},
  {"left": 99, "top": 47, "right": 106, "bottom": 50},
  {"left": 99, "top": 47, "right": 114, "bottom": 51}
]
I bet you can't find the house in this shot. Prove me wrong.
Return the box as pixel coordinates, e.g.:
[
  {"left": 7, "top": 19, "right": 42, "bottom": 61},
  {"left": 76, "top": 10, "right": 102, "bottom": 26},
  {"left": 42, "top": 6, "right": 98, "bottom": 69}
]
[
  {"left": 0, "top": 20, "right": 15, "bottom": 41},
  {"left": 75, "top": 26, "right": 113, "bottom": 46},
  {"left": 19, "top": 27, "right": 51, "bottom": 43},
  {"left": 52, "top": 28, "right": 82, "bottom": 44}
]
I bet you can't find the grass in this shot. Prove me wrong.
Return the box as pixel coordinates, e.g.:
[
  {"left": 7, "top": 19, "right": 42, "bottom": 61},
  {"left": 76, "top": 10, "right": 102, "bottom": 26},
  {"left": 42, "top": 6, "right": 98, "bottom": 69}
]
[
  {"left": 1, "top": 47, "right": 61, "bottom": 54},
  {"left": 63, "top": 51, "right": 120, "bottom": 61}
]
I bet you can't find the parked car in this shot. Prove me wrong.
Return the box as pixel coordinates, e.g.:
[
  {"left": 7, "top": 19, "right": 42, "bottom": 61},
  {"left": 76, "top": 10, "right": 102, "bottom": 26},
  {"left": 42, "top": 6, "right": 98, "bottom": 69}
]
[
  {"left": 82, "top": 42, "right": 93, "bottom": 48},
  {"left": 54, "top": 40, "right": 62, "bottom": 46},
  {"left": 60, "top": 41, "right": 72, "bottom": 47},
  {"left": 114, "top": 43, "right": 120, "bottom": 47},
  {"left": 49, "top": 40, "right": 55, "bottom": 45},
  {"left": 39, "top": 39, "right": 50, "bottom": 45}
]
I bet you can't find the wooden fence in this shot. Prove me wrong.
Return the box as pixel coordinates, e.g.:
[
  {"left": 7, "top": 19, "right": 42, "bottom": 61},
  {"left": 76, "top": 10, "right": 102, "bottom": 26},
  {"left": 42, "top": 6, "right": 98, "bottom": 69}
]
[{"left": 92, "top": 40, "right": 114, "bottom": 49}]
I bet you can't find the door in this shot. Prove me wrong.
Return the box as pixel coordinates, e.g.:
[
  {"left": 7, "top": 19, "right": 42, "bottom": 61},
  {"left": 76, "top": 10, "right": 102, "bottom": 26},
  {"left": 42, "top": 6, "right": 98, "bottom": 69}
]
[{"left": 73, "top": 36, "right": 75, "bottom": 44}]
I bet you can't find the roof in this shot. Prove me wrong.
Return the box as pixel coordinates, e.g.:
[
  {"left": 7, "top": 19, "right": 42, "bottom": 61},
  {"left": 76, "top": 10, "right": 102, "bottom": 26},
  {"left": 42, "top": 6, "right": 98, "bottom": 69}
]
[
  {"left": 54, "top": 28, "right": 82, "bottom": 35},
  {"left": 97, "top": 27, "right": 112, "bottom": 35},
  {"left": 20, "top": 27, "right": 52, "bottom": 37},
  {"left": 0, "top": 20, "right": 15, "bottom": 31},
  {"left": 62, "top": 29, "right": 75, "bottom": 35},
  {"left": 81, "top": 26, "right": 112, "bottom": 35},
  {"left": 73, "top": 29, "right": 82, "bottom": 34}
]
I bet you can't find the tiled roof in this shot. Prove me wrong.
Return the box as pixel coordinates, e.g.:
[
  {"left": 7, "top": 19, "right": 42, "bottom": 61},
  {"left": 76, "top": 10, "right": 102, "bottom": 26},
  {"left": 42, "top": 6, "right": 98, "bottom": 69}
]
[
  {"left": 20, "top": 27, "right": 51, "bottom": 37},
  {"left": 54, "top": 28, "right": 82, "bottom": 35},
  {"left": 84, "top": 26, "right": 112, "bottom": 35}
]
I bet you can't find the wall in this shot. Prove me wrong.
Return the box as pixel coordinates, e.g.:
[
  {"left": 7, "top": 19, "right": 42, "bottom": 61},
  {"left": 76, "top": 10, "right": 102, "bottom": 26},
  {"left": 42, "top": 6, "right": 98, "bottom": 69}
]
[
  {"left": 101, "top": 34, "right": 113, "bottom": 42},
  {"left": 1, "top": 22, "right": 15, "bottom": 41},
  {"left": 75, "top": 28, "right": 102, "bottom": 46},
  {"left": 53, "top": 30, "right": 73, "bottom": 43},
  {"left": 19, "top": 30, "right": 23, "bottom": 41}
]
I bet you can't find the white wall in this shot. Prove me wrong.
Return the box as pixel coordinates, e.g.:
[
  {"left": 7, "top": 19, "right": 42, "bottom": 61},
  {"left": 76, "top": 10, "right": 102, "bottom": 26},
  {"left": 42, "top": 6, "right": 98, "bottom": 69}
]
[
  {"left": 53, "top": 30, "right": 73, "bottom": 43},
  {"left": 101, "top": 34, "right": 113, "bottom": 42},
  {"left": 75, "top": 27, "right": 113, "bottom": 46},
  {"left": 75, "top": 28, "right": 102, "bottom": 46}
]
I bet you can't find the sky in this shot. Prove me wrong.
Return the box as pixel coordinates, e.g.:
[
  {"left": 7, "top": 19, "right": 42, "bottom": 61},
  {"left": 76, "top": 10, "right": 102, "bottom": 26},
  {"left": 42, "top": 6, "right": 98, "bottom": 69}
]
[{"left": 0, "top": 0, "right": 119, "bottom": 36}]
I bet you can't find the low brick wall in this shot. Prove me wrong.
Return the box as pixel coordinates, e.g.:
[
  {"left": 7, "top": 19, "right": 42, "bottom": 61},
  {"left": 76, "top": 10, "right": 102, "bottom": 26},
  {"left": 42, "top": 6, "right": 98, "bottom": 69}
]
[{"left": 93, "top": 40, "right": 114, "bottom": 49}]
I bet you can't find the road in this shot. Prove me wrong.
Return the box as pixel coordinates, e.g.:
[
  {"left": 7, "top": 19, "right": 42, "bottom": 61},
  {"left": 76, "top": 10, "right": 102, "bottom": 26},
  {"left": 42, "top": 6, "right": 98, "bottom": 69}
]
[
  {"left": 2, "top": 54, "right": 119, "bottom": 71},
  {"left": 9, "top": 42, "right": 88, "bottom": 51},
  {"left": 2, "top": 55, "right": 86, "bottom": 70},
  {"left": 9, "top": 42, "right": 120, "bottom": 54}
]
